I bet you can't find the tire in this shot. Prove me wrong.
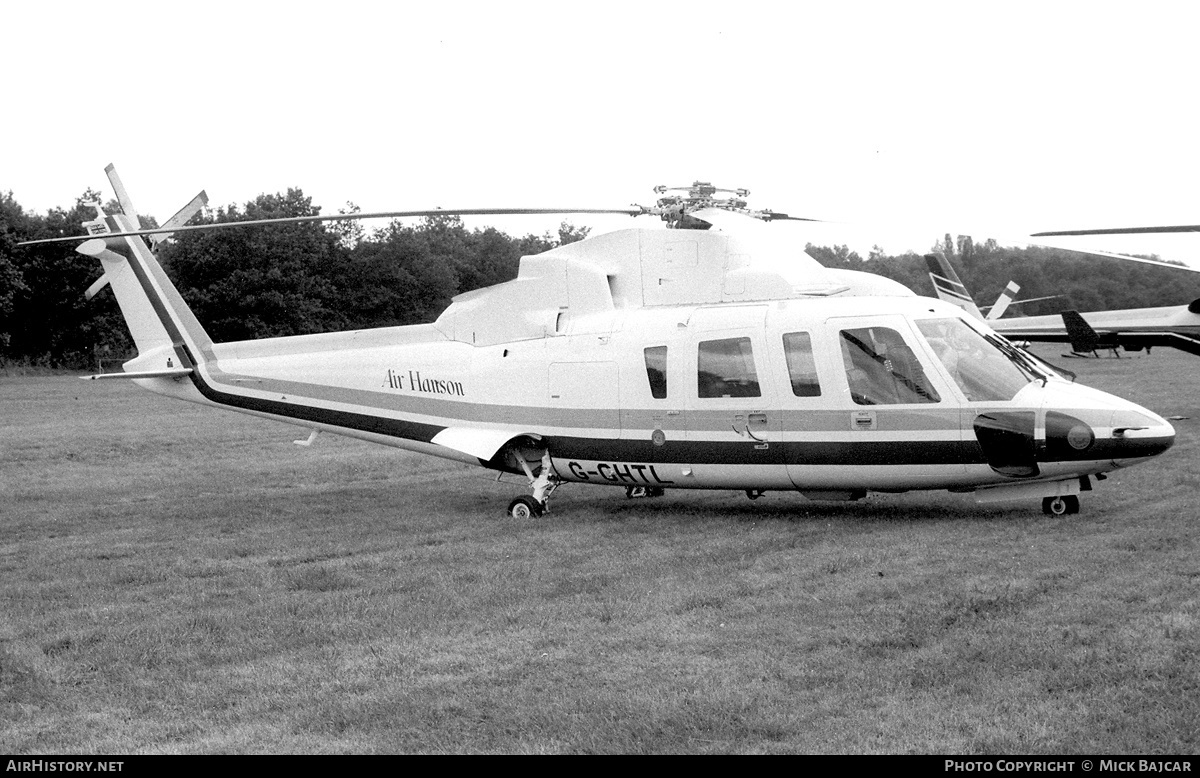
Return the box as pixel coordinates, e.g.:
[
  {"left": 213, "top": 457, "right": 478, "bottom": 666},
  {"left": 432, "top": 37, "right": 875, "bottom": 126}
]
[
  {"left": 1042, "top": 495, "right": 1080, "bottom": 516},
  {"left": 507, "top": 496, "right": 543, "bottom": 519}
]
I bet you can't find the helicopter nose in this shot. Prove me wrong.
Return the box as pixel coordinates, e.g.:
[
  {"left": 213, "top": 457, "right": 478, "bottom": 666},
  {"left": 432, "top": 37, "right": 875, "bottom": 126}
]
[
  {"left": 1106, "top": 407, "right": 1176, "bottom": 466},
  {"left": 1038, "top": 385, "right": 1175, "bottom": 469}
]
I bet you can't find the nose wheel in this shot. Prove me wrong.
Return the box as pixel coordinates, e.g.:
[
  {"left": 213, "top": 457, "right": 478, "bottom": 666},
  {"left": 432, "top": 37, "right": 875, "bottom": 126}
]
[{"left": 1042, "top": 495, "right": 1080, "bottom": 516}]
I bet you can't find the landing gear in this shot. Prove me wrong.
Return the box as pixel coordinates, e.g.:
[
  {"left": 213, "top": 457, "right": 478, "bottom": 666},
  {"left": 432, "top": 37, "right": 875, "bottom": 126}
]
[
  {"left": 625, "top": 486, "right": 665, "bottom": 499},
  {"left": 745, "top": 489, "right": 766, "bottom": 501},
  {"left": 507, "top": 496, "right": 544, "bottom": 520},
  {"left": 503, "top": 443, "right": 561, "bottom": 519},
  {"left": 1042, "top": 495, "right": 1080, "bottom": 516}
]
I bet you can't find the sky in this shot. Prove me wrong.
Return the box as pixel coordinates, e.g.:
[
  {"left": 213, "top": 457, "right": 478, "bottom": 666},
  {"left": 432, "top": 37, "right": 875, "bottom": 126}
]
[{"left": 6, "top": 0, "right": 1200, "bottom": 270}]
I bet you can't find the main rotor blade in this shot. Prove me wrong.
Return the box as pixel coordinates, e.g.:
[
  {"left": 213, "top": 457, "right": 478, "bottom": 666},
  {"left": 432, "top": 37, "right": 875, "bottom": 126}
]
[
  {"left": 17, "top": 207, "right": 645, "bottom": 247},
  {"left": 1021, "top": 236, "right": 1200, "bottom": 273},
  {"left": 760, "top": 212, "right": 823, "bottom": 223},
  {"left": 1032, "top": 225, "right": 1200, "bottom": 236}
]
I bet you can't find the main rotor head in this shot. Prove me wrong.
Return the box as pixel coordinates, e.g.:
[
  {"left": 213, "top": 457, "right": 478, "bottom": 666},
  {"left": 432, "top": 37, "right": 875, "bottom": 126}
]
[{"left": 636, "top": 180, "right": 802, "bottom": 229}]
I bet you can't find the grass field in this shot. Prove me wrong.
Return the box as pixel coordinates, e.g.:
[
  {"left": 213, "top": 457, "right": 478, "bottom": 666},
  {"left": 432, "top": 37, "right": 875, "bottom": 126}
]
[{"left": 2, "top": 348, "right": 1198, "bottom": 754}]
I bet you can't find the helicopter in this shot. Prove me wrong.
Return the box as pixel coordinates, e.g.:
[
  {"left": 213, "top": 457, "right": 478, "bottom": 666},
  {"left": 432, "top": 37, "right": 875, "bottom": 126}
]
[
  {"left": 924, "top": 245, "right": 1200, "bottom": 358},
  {"left": 20, "top": 169, "right": 1178, "bottom": 518}
]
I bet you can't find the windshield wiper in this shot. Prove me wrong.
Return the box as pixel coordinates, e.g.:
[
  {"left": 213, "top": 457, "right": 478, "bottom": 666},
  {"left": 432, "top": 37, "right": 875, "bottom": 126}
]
[{"left": 985, "top": 333, "right": 1050, "bottom": 386}]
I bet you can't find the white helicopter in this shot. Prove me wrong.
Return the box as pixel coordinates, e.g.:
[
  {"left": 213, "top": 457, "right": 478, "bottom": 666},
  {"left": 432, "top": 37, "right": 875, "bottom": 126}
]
[
  {"left": 21, "top": 170, "right": 1178, "bottom": 518},
  {"left": 925, "top": 247, "right": 1200, "bottom": 358}
]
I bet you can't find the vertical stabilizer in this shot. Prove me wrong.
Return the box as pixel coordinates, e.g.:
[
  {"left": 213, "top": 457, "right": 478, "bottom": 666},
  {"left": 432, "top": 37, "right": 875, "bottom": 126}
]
[
  {"left": 924, "top": 253, "right": 984, "bottom": 319},
  {"left": 78, "top": 167, "right": 213, "bottom": 368},
  {"left": 1061, "top": 310, "right": 1102, "bottom": 355},
  {"left": 987, "top": 281, "right": 1022, "bottom": 320},
  {"left": 105, "top": 164, "right": 138, "bottom": 218}
]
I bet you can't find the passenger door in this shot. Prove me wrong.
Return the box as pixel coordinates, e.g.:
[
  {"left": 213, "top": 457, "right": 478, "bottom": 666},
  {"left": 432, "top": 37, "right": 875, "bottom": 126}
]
[
  {"left": 682, "top": 307, "right": 787, "bottom": 488},
  {"left": 816, "top": 315, "right": 966, "bottom": 486}
]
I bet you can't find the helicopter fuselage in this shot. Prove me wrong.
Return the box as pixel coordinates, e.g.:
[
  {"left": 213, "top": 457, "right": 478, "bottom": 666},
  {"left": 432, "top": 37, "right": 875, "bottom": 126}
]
[
  {"left": 78, "top": 192, "right": 1175, "bottom": 515},
  {"left": 140, "top": 292, "right": 1175, "bottom": 505}
]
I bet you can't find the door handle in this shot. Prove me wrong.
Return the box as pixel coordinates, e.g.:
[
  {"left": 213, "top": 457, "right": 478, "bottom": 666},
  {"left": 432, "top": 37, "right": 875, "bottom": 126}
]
[{"left": 733, "top": 413, "right": 770, "bottom": 448}]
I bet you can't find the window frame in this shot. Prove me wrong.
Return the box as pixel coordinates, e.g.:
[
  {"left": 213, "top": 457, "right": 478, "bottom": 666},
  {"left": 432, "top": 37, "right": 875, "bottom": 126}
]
[
  {"left": 697, "top": 336, "right": 762, "bottom": 399},
  {"left": 781, "top": 331, "right": 822, "bottom": 398},
  {"left": 643, "top": 345, "right": 668, "bottom": 400},
  {"left": 838, "top": 325, "right": 942, "bottom": 406}
]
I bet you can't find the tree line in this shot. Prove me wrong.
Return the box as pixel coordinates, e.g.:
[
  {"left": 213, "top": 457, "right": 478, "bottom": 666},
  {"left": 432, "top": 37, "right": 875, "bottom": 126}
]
[
  {"left": 810, "top": 233, "right": 1200, "bottom": 321},
  {"left": 3, "top": 188, "right": 1199, "bottom": 370},
  {"left": 0, "top": 188, "right": 587, "bottom": 368}
]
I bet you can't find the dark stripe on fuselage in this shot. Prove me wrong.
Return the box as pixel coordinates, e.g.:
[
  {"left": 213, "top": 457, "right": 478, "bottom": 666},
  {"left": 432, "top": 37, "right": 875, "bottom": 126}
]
[
  {"left": 544, "top": 431, "right": 1173, "bottom": 468},
  {"left": 544, "top": 437, "right": 987, "bottom": 466},
  {"left": 1046, "top": 435, "right": 1175, "bottom": 462},
  {"left": 121, "top": 240, "right": 446, "bottom": 445}
]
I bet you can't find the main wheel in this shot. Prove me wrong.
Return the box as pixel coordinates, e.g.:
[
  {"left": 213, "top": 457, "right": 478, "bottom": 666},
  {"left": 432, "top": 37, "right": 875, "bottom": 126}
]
[
  {"left": 1042, "top": 495, "right": 1080, "bottom": 516},
  {"left": 507, "top": 496, "right": 544, "bottom": 519}
]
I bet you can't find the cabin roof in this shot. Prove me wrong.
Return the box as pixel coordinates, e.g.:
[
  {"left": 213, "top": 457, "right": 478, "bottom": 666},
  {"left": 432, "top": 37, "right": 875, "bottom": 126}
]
[{"left": 434, "top": 226, "right": 915, "bottom": 346}]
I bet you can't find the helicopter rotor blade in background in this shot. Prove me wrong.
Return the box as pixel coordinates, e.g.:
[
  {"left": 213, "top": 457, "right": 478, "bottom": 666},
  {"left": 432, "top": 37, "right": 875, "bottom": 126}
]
[
  {"left": 1033, "top": 225, "right": 1200, "bottom": 237},
  {"left": 1015, "top": 235, "right": 1200, "bottom": 274},
  {"left": 1028, "top": 224, "right": 1200, "bottom": 272}
]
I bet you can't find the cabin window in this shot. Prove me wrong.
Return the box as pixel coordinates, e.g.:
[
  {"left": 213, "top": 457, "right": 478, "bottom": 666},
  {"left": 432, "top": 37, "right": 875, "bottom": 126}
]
[
  {"left": 840, "top": 327, "right": 940, "bottom": 405},
  {"left": 698, "top": 337, "right": 761, "bottom": 398},
  {"left": 915, "top": 318, "right": 1031, "bottom": 402},
  {"left": 643, "top": 346, "right": 668, "bottom": 399},
  {"left": 782, "top": 332, "right": 821, "bottom": 397}
]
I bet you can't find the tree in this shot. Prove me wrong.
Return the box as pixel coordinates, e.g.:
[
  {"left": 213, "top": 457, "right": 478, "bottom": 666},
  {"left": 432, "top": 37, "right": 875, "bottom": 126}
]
[
  {"left": 557, "top": 221, "right": 590, "bottom": 246},
  {"left": 160, "top": 189, "right": 349, "bottom": 341},
  {"left": 326, "top": 202, "right": 365, "bottom": 250},
  {"left": 0, "top": 192, "right": 31, "bottom": 354},
  {"left": 461, "top": 227, "right": 523, "bottom": 291},
  {"left": 804, "top": 243, "right": 863, "bottom": 269},
  {"left": 4, "top": 190, "right": 132, "bottom": 367},
  {"left": 346, "top": 220, "right": 458, "bottom": 327}
]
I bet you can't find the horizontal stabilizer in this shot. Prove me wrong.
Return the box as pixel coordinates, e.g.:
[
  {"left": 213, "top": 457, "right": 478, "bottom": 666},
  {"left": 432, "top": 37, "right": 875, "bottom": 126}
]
[
  {"left": 151, "top": 190, "right": 209, "bottom": 248},
  {"left": 82, "top": 368, "right": 194, "bottom": 381},
  {"left": 84, "top": 274, "right": 110, "bottom": 300}
]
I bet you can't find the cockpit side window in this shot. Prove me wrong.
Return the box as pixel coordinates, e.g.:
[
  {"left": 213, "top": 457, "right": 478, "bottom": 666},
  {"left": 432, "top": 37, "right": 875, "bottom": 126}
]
[
  {"left": 643, "top": 346, "right": 668, "bottom": 399},
  {"left": 698, "top": 337, "right": 761, "bottom": 398},
  {"left": 915, "top": 318, "right": 1031, "bottom": 402},
  {"left": 782, "top": 332, "right": 821, "bottom": 397},
  {"left": 840, "top": 326, "right": 940, "bottom": 405}
]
